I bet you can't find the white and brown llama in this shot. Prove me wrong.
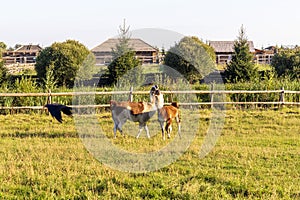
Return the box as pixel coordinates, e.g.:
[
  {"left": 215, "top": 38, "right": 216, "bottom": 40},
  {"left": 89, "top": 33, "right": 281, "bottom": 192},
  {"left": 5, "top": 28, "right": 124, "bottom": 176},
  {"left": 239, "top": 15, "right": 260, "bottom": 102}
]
[{"left": 110, "top": 85, "right": 160, "bottom": 139}]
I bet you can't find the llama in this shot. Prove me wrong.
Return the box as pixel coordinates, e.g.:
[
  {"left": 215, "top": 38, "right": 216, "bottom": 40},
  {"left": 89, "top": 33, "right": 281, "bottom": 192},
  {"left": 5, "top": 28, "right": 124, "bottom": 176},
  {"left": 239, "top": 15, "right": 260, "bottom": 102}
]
[
  {"left": 110, "top": 85, "right": 160, "bottom": 139},
  {"left": 154, "top": 90, "right": 181, "bottom": 140}
]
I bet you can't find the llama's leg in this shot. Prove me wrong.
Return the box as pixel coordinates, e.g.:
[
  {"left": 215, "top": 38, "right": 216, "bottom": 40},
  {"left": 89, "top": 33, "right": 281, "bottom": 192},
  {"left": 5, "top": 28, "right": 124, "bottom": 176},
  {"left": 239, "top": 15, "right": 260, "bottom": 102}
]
[
  {"left": 117, "top": 126, "right": 123, "bottom": 136},
  {"left": 136, "top": 125, "right": 143, "bottom": 139},
  {"left": 176, "top": 116, "right": 181, "bottom": 138},
  {"left": 144, "top": 125, "right": 150, "bottom": 139},
  {"left": 168, "top": 125, "right": 172, "bottom": 136},
  {"left": 114, "top": 120, "right": 123, "bottom": 138},
  {"left": 159, "top": 121, "right": 165, "bottom": 140},
  {"left": 112, "top": 117, "right": 119, "bottom": 138},
  {"left": 165, "top": 123, "right": 170, "bottom": 138},
  {"left": 113, "top": 124, "right": 117, "bottom": 138},
  {"left": 136, "top": 123, "right": 150, "bottom": 139},
  {"left": 177, "top": 123, "right": 181, "bottom": 138},
  {"left": 113, "top": 122, "right": 123, "bottom": 138},
  {"left": 166, "top": 119, "right": 172, "bottom": 138},
  {"left": 118, "top": 117, "right": 127, "bottom": 137}
]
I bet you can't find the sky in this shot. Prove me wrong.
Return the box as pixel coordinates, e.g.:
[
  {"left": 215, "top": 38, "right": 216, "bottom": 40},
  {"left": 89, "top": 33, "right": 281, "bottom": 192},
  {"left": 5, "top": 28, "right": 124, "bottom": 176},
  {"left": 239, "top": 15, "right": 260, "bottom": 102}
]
[{"left": 1, "top": 0, "right": 300, "bottom": 50}]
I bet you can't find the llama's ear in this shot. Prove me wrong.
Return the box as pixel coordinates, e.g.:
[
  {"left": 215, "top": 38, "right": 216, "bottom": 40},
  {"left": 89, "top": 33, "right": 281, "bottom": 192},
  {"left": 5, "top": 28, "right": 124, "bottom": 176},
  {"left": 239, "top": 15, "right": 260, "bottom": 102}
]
[{"left": 151, "top": 85, "right": 159, "bottom": 91}]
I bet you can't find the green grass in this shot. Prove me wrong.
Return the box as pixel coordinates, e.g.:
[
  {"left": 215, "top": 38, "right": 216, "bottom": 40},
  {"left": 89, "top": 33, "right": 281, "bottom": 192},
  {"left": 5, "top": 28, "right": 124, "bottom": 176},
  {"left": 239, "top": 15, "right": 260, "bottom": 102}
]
[{"left": 0, "top": 108, "right": 299, "bottom": 199}]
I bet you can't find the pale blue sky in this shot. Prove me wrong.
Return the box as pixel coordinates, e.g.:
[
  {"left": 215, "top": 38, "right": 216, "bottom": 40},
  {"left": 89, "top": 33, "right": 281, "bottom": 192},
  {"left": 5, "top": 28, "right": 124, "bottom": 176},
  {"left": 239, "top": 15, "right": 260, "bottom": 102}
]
[{"left": 1, "top": 0, "right": 300, "bottom": 49}]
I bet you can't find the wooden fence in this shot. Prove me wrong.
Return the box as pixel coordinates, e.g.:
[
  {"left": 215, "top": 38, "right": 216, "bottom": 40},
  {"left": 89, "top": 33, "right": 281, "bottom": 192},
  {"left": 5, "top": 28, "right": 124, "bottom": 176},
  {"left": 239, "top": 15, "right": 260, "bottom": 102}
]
[{"left": 0, "top": 88, "right": 299, "bottom": 110}]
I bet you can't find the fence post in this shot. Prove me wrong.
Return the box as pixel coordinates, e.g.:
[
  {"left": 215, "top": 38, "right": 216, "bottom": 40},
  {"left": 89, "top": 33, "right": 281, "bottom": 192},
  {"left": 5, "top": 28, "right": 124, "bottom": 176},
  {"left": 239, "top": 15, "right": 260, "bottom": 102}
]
[
  {"left": 210, "top": 83, "right": 214, "bottom": 109},
  {"left": 47, "top": 89, "right": 52, "bottom": 104},
  {"left": 279, "top": 87, "right": 285, "bottom": 107},
  {"left": 129, "top": 86, "right": 133, "bottom": 102}
]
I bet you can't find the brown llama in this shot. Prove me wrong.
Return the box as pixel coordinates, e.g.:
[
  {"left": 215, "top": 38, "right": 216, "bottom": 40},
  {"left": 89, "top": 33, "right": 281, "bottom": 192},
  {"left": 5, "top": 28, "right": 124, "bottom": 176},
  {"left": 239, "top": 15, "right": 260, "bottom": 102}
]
[{"left": 155, "top": 91, "right": 181, "bottom": 140}]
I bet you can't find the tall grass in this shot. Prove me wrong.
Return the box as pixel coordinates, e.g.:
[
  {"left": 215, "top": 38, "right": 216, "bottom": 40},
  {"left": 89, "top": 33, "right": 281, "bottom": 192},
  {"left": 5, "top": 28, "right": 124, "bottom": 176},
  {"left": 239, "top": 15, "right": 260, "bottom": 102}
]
[
  {"left": 193, "top": 78, "right": 300, "bottom": 107},
  {"left": 0, "top": 77, "right": 44, "bottom": 114},
  {"left": 225, "top": 78, "right": 300, "bottom": 104}
]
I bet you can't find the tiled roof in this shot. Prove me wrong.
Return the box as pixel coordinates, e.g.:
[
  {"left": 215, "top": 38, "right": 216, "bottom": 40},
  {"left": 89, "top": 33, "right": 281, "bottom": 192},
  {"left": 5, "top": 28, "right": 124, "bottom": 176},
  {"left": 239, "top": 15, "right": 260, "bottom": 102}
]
[
  {"left": 15, "top": 45, "right": 43, "bottom": 52},
  {"left": 91, "top": 38, "right": 158, "bottom": 52},
  {"left": 209, "top": 41, "right": 255, "bottom": 53}
]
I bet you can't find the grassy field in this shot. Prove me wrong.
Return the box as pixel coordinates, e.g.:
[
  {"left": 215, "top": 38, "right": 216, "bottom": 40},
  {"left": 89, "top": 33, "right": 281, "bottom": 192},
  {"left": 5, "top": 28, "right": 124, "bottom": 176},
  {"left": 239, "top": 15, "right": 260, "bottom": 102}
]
[{"left": 0, "top": 107, "right": 299, "bottom": 199}]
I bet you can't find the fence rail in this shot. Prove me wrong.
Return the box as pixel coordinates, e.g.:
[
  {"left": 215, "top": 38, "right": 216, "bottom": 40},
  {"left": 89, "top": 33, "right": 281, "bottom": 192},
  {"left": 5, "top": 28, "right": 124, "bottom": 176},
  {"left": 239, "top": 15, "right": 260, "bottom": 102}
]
[
  {"left": 1, "top": 89, "right": 300, "bottom": 97},
  {"left": 0, "top": 89, "right": 300, "bottom": 110}
]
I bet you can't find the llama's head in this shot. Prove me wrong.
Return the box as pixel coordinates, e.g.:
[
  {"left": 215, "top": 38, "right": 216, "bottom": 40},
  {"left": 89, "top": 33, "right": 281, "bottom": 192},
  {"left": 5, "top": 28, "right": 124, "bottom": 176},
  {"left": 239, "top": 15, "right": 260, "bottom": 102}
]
[
  {"left": 149, "top": 85, "right": 164, "bottom": 108},
  {"left": 150, "top": 85, "right": 160, "bottom": 102}
]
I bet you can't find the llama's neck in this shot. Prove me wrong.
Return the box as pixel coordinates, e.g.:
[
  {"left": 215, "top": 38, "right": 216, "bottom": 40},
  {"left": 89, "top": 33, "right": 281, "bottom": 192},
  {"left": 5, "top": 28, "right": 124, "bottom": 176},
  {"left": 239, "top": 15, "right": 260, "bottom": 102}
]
[{"left": 155, "top": 94, "right": 164, "bottom": 109}]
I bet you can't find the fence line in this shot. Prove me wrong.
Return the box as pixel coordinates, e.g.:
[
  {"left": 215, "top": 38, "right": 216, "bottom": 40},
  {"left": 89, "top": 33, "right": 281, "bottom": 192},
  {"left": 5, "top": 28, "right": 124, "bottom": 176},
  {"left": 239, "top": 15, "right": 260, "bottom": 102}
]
[
  {"left": 1, "top": 89, "right": 300, "bottom": 97},
  {"left": 0, "top": 89, "right": 299, "bottom": 110}
]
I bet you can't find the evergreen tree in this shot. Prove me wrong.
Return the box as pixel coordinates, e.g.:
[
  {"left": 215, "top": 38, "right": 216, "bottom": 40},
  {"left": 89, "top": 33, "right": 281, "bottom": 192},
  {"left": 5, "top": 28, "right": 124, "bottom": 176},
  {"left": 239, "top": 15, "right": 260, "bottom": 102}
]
[
  {"left": 225, "top": 26, "right": 257, "bottom": 83},
  {"left": 112, "top": 20, "right": 132, "bottom": 59},
  {"left": 107, "top": 20, "right": 140, "bottom": 85}
]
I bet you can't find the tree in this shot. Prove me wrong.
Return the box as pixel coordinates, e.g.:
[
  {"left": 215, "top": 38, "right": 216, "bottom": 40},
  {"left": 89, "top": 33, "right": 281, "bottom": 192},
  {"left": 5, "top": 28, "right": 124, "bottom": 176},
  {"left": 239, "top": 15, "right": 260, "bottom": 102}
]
[
  {"left": 164, "top": 36, "right": 215, "bottom": 84},
  {"left": 271, "top": 47, "right": 300, "bottom": 79},
  {"left": 0, "top": 61, "right": 8, "bottom": 85},
  {"left": 43, "top": 63, "right": 57, "bottom": 91},
  {"left": 0, "top": 42, "right": 6, "bottom": 52},
  {"left": 190, "top": 36, "right": 216, "bottom": 62},
  {"left": 225, "top": 26, "right": 258, "bottom": 83},
  {"left": 0, "top": 42, "right": 8, "bottom": 85},
  {"left": 35, "top": 40, "right": 94, "bottom": 87},
  {"left": 107, "top": 20, "right": 140, "bottom": 85},
  {"left": 76, "top": 52, "right": 97, "bottom": 81},
  {"left": 112, "top": 19, "right": 132, "bottom": 59}
]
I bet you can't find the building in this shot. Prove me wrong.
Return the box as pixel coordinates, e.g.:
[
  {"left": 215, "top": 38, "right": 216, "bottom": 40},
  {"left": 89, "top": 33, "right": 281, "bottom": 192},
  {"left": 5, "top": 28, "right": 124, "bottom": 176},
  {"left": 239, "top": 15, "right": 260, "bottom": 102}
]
[
  {"left": 254, "top": 46, "right": 276, "bottom": 65},
  {"left": 2, "top": 44, "right": 43, "bottom": 65},
  {"left": 209, "top": 41, "right": 255, "bottom": 65},
  {"left": 91, "top": 38, "right": 159, "bottom": 65}
]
